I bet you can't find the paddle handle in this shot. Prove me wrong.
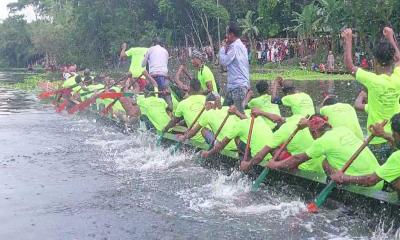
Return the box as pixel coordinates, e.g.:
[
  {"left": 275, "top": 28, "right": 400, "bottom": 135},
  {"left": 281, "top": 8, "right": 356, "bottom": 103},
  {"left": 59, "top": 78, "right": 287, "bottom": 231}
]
[
  {"left": 340, "top": 120, "right": 388, "bottom": 173},
  {"left": 272, "top": 126, "right": 301, "bottom": 161},
  {"left": 243, "top": 115, "right": 256, "bottom": 162},
  {"left": 188, "top": 107, "right": 206, "bottom": 131},
  {"left": 211, "top": 113, "right": 230, "bottom": 145}
]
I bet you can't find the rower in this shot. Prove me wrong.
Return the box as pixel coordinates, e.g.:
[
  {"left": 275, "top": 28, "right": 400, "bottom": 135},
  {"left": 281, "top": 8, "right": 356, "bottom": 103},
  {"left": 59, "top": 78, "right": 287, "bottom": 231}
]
[
  {"left": 142, "top": 37, "right": 173, "bottom": 111},
  {"left": 200, "top": 105, "right": 273, "bottom": 164},
  {"left": 175, "top": 50, "right": 219, "bottom": 95},
  {"left": 354, "top": 89, "right": 368, "bottom": 112},
  {"left": 330, "top": 113, "right": 400, "bottom": 193},
  {"left": 240, "top": 112, "right": 324, "bottom": 174},
  {"left": 119, "top": 43, "right": 148, "bottom": 91},
  {"left": 320, "top": 95, "right": 364, "bottom": 140},
  {"left": 273, "top": 79, "right": 315, "bottom": 116},
  {"left": 342, "top": 27, "right": 400, "bottom": 163},
  {"left": 245, "top": 80, "right": 282, "bottom": 130},
  {"left": 162, "top": 79, "right": 206, "bottom": 143},
  {"left": 266, "top": 115, "right": 383, "bottom": 189},
  {"left": 177, "top": 92, "right": 238, "bottom": 151}
]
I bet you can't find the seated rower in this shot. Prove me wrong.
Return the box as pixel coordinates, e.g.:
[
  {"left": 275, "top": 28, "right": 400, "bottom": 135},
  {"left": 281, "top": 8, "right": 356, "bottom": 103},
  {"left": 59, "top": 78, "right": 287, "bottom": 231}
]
[
  {"left": 177, "top": 93, "right": 238, "bottom": 151},
  {"left": 330, "top": 114, "right": 400, "bottom": 192},
  {"left": 266, "top": 115, "right": 383, "bottom": 189},
  {"left": 244, "top": 80, "right": 282, "bottom": 130},
  {"left": 320, "top": 95, "right": 364, "bottom": 140},
  {"left": 162, "top": 79, "right": 206, "bottom": 143},
  {"left": 240, "top": 111, "right": 324, "bottom": 174},
  {"left": 200, "top": 106, "right": 274, "bottom": 165},
  {"left": 273, "top": 79, "right": 315, "bottom": 116}
]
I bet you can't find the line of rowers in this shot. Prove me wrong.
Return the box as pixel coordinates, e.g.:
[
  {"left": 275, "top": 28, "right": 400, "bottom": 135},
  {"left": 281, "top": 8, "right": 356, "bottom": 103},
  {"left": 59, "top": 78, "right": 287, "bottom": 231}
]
[{"left": 58, "top": 27, "right": 400, "bottom": 195}]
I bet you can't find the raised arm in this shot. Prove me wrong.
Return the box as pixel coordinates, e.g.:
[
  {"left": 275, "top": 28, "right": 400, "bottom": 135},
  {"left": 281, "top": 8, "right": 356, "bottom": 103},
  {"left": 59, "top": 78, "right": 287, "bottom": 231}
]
[
  {"left": 383, "top": 27, "right": 400, "bottom": 66},
  {"left": 341, "top": 28, "right": 358, "bottom": 75}
]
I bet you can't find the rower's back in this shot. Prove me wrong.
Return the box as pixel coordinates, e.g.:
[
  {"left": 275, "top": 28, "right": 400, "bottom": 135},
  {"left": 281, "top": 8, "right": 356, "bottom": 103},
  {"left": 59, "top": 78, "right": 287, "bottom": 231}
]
[
  {"left": 320, "top": 102, "right": 364, "bottom": 140},
  {"left": 248, "top": 94, "right": 281, "bottom": 129},
  {"left": 137, "top": 95, "right": 171, "bottom": 132},
  {"left": 281, "top": 92, "right": 315, "bottom": 116}
]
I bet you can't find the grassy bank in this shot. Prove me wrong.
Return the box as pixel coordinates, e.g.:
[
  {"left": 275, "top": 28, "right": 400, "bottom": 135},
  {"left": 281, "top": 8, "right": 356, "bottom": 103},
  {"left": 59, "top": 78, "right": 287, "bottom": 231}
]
[{"left": 250, "top": 68, "right": 353, "bottom": 81}]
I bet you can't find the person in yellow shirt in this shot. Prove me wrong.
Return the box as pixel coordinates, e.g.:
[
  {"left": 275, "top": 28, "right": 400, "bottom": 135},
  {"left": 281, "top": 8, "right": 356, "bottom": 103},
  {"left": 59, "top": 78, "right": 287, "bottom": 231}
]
[
  {"left": 330, "top": 114, "right": 400, "bottom": 192},
  {"left": 341, "top": 27, "right": 400, "bottom": 163}
]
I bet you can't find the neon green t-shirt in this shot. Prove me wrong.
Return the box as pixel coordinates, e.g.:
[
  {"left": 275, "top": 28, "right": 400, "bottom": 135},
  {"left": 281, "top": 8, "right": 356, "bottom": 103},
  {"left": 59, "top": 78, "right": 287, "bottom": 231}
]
[
  {"left": 375, "top": 150, "right": 400, "bottom": 183},
  {"left": 269, "top": 115, "right": 324, "bottom": 173},
  {"left": 305, "top": 127, "right": 380, "bottom": 180},
  {"left": 248, "top": 94, "right": 281, "bottom": 129},
  {"left": 198, "top": 107, "right": 239, "bottom": 151},
  {"left": 281, "top": 92, "right": 315, "bottom": 116},
  {"left": 320, "top": 103, "right": 364, "bottom": 140},
  {"left": 356, "top": 67, "right": 400, "bottom": 144},
  {"left": 197, "top": 65, "right": 218, "bottom": 93},
  {"left": 226, "top": 117, "right": 273, "bottom": 162},
  {"left": 137, "top": 95, "right": 171, "bottom": 132},
  {"left": 81, "top": 84, "right": 104, "bottom": 101},
  {"left": 175, "top": 95, "right": 206, "bottom": 143},
  {"left": 62, "top": 75, "right": 77, "bottom": 88},
  {"left": 125, "top": 47, "right": 148, "bottom": 78}
]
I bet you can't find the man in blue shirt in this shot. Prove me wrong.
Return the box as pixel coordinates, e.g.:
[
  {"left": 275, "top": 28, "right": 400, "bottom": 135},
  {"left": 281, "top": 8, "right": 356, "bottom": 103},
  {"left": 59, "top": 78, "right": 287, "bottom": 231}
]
[{"left": 219, "top": 23, "right": 250, "bottom": 113}]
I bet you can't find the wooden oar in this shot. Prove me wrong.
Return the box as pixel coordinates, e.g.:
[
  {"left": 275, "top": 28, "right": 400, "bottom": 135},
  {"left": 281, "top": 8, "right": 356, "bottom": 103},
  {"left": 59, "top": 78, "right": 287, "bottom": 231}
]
[
  {"left": 306, "top": 120, "right": 387, "bottom": 213},
  {"left": 243, "top": 115, "right": 256, "bottom": 163},
  {"left": 38, "top": 84, "right": 78, "bottom": 100},
  {"left": 101, "top": 98, "right": 119, "bottom": 116},
  {"left": 251, "top": 125, "right": 302, "bottom": 192},
  {"left": 208, "top": 112, "right": 230, "bottom": 150},
  {"left": 171, "top": 106, "right": 206, "bottom": 154}
]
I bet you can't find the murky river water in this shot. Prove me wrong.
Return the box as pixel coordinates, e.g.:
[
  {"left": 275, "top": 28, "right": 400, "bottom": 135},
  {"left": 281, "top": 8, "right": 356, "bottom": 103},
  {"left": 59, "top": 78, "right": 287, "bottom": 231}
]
[{"left": 0, "top": 71, "right": 399, "bottom": 240}]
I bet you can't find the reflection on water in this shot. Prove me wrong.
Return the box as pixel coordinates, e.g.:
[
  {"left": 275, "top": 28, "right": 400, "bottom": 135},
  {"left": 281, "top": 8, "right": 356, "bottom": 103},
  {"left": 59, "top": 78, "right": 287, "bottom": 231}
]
[{"left": 0, "top": 71, "right": 398, "bottom": 239}]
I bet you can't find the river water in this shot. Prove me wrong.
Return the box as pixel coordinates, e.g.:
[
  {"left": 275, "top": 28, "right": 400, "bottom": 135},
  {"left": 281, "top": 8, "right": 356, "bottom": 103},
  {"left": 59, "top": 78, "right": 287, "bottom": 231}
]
[{"left": 0, "top": 71, "right": 399, "bottom": 240}]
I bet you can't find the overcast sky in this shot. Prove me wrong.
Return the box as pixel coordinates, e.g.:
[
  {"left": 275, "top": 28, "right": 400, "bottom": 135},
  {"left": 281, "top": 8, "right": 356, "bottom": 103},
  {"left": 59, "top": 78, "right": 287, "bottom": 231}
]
[{"left": 0, "top": 0, "right": 36, "bottom": 22}]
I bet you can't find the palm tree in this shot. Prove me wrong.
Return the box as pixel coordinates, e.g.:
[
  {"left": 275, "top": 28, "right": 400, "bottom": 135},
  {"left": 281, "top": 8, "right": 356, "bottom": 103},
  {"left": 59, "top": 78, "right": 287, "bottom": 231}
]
[
  {"left": 238, "top": 10, "right": 263, "bottom": 52},
  {"left": 288, "top": 3, "right": 322, "bottom": 40},
  {"left": 319, "top": 0, "right": 346, "bottom": 52}
]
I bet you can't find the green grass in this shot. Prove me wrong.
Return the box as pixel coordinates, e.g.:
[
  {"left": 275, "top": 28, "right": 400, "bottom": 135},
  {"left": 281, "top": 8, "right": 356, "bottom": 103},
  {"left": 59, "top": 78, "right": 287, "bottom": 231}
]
[{"left": 251, "top": 69, "right": 353, "bottom": 81}]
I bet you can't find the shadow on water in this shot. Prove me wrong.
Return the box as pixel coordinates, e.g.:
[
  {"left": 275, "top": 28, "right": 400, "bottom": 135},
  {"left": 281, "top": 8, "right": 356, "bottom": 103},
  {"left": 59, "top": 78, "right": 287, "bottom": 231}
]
[{"left": 0, "top": 71, "right": 398, "bottom": 239}]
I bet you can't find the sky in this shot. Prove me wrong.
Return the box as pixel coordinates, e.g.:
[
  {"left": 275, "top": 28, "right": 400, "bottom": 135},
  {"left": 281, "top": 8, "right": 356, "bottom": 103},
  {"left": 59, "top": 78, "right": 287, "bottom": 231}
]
[{"left": 0, "top": 0, "right": 36, "bottom": 22}]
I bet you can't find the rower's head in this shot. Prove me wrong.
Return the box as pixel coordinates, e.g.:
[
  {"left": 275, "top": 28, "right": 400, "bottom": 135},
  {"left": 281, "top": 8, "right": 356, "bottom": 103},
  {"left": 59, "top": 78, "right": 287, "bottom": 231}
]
[
  {"left": 308, "top": 114, "right": 331, "bottom": 139},
  {"left": 255, "top": 80, "right": 269, "bottom": 95},
  {"left": 322, "top": 95, "right": 338, "bottom": 106},
  {"left": 391, "top": 113, "right": 400, "bottom": 148},
  {"left": 373, "top": 40, "right": 395, "bottom": 71},
  {"left": 191, "top": 50, "right": 204, "bottom": 69},
  {"left": 205, "top": 92, "right": 221, "bottom": 110},
  {"left": 152, "top": 37, "right": 162, "bottom": 46},
  {"left": 75, "top": 75, "right": 82, "bottom": 84},
  {"left": 282, "top": 80, "right": 296, "bottom": 95},
  {"left": 226, "top": 22, "right": 241, "bottom": 44},
  {"left": 189, "top": 78, "right": 201, "bottom": 94}
]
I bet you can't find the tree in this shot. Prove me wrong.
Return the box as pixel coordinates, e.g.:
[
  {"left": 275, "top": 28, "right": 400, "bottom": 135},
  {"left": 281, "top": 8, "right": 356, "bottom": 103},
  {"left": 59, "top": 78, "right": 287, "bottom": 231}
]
[
  {"left": 288, "top": 3, "right": 322, "bottom": 40},
  {"left": 318, "top": 0, "right": 346, "bottom": 52},
  {"left": 238, "top": 10, "right": 262, "bottom": 51}
]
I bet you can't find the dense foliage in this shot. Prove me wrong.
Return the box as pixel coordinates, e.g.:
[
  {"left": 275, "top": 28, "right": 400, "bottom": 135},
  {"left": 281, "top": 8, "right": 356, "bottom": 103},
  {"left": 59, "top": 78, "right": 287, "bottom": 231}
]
[{"left": 0, "top": 0, "right": 399, "bottom": 68}]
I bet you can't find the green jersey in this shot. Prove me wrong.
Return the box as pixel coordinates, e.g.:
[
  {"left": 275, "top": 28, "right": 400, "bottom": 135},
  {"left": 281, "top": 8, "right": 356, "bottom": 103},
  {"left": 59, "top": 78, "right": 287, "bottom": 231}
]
[
  {"left": 320, "top": 103, "right": 364, "bottom": 140},
  {"left": 198, "top": 107, "right": 239, "bottom": 151},
  {"left": 175, "top": 95, "right": 206, "bottom": 143},
  {"left": 81, "top": 84, "right": 104, "bottom": 101},
  {"left": 137, "top": 95, "right": 171, "bottom": 132},
  {"left": 305, "top": 127, "right": 381, "bottom": 188},
  {"left": 375, "top": 150, "right": 400, "bottom": 183},
  {"left": 125, "top": 47, "right": 148, "bottom": 78},
  {"left": 356, "top": 67, "right": 400, "bottom": 144},
  {"left": 282, "top": 92, "right": 315, "bottom": 116},
  {"left": 248, "top": 94, "right": 281, "bottom": 129},
  {"left": 197, "top": 65, "right": 218, "bottom": 93},
  {"left": 269, "top": 115, "right": 324, "bottom": 173},
  {"left": 226, "top": 117, "right": 273, "bottom": 163}
]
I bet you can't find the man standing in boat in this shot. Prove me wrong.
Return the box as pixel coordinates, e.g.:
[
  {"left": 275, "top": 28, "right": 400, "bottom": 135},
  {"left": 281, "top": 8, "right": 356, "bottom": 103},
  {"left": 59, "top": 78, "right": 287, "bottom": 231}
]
[
  {"left": 342, "top": 27, "right": 400, "bottom": 163},
  {"left": 219, "top": 23, "right": 250, "bottom": 114},
  {"left": 142, "top": 37, "right": 172, "bottom": 111}
]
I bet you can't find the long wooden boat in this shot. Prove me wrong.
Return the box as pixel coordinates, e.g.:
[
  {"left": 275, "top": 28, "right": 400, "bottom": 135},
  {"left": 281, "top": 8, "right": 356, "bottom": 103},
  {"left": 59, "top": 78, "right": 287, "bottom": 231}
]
[{"left": 79, "top": 103, "right": 400, "bottom": 210}]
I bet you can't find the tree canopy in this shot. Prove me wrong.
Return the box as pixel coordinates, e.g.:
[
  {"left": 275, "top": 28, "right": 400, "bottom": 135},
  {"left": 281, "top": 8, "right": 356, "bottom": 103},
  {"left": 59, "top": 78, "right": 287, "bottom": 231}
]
[{"left": 0, "top": 0, "right": 399, "bottom": 68}]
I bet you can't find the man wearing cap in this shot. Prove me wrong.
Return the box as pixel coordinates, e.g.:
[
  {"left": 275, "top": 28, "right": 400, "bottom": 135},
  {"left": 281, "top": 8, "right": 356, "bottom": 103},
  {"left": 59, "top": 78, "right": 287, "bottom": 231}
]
[
  {"left": 175, "top": 50, "right": 218, "bottom": 95},
  {"left": 177, "top": 92, "right": 237, "bottom": 151},
  {"left": 219, "top": 23, "right": 250, "bottom": 113},
  {"left": 142, "top": 37, "right": 172, "bottom": 111},
  {"left": 266, "top": 115, "right": 383, "bottom": 190}
]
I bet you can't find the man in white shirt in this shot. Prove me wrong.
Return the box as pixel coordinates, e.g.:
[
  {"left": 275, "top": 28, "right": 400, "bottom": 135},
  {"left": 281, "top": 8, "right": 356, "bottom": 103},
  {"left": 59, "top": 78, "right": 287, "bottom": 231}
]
[{"left": 142, "top": 37, "right": 172, "bottom": 110}]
